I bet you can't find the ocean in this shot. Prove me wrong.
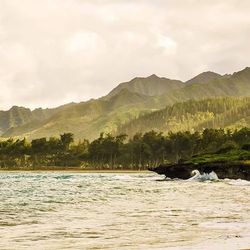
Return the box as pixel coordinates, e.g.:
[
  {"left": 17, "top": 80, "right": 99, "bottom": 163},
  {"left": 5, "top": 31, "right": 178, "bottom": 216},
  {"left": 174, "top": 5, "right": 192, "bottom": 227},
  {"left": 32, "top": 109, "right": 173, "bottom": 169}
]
[{"left": 0, "top": 172, "right": 250, "bottom": 249}]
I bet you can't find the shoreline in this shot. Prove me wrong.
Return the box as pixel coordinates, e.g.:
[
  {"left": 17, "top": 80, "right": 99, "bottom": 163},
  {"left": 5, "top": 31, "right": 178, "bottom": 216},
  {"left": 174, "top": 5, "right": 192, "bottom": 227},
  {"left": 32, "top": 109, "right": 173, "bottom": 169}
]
[{"left": 0, "top": 169, "right": 151, "bottom": 173}]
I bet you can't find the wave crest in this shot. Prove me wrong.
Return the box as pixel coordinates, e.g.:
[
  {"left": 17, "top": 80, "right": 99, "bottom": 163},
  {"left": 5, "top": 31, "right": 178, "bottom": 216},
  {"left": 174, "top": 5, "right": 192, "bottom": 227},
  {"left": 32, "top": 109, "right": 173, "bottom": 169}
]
[{"left": 188, "top": 170, "right": 219, "bottom": 181}]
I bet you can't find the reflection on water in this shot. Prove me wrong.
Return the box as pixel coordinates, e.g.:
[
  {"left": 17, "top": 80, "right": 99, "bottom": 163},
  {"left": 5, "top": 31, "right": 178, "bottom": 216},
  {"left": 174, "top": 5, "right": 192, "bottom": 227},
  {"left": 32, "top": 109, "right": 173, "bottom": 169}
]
[{"left": 0, "top": 172, "right": 250, "bottom": 249}]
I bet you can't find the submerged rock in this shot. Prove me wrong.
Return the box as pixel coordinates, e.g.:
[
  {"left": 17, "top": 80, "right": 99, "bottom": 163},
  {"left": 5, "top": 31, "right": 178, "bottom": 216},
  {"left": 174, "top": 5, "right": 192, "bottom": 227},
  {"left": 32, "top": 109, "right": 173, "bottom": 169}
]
[{"left": 149, "top": 161, "right": 250, "bottom": 181}]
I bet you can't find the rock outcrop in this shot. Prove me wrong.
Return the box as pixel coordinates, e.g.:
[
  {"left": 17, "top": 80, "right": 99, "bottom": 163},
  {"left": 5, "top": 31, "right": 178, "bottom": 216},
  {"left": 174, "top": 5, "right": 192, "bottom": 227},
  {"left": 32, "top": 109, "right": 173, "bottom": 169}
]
[{"left": 149, "top": 161, "right": 250, "bottom": 180}]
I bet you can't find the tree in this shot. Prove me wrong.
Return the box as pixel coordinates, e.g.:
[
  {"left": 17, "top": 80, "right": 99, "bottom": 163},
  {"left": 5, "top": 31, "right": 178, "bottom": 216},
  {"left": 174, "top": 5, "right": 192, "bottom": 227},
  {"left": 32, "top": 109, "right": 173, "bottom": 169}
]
[
  {"left": 47, "top": 137, "right": 61, "bottom": 154},
  {"left": 60, "top": 133, "right": 74, "bottom": 151},
  {"left": 232, "top": 128, "right": 250, "bottom": 146},
  {"left": 31, "top": 138, "right": 47, "bottom": 154}
]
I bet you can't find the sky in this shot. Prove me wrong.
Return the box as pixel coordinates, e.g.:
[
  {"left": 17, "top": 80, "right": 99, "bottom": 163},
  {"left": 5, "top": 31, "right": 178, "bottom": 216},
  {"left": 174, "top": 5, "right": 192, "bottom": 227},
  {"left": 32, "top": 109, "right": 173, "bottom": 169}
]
[{"left": 0, "top": 0, "right": 250, "bottom": 110}]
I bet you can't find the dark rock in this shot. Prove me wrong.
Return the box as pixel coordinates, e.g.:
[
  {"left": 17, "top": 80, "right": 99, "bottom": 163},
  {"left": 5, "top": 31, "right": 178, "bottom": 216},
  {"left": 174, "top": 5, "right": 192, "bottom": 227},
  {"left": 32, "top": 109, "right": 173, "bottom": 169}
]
[{"left": 149, "top": 161, "right": 250, "bottom": 180}]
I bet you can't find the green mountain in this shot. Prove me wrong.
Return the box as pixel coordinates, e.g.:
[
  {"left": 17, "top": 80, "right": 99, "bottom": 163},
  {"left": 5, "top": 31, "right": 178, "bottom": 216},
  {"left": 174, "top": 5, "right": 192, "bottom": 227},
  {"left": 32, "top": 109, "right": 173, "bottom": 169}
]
[
  {"left": 1, "top": 67, "right": 250, "bottom": 140},
  {"left": 117, "top": 97, "right": 250, "bottom": 137},
  {"left": 2, "top": 89, "right": 152, "bottom": 140},
  {"left": 0, "top": 106, "right": 55, "bottom": 135},
  {"left": 145, "top": 67, "right": 250, "bottom": 109},
  {"left": 185, "top": 71, "right": 222, "bottom": 85},
  {"left": 106, "top": 74, "right": 184, "bottom": 98},
  {"left": 0, "top": 103, "right": 75, "bottom": 135}
]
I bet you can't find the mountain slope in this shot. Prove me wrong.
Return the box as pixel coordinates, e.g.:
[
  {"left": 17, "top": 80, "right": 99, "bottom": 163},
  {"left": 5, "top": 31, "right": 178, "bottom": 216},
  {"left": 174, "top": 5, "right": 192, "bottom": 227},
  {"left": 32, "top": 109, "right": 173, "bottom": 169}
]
[
  {"left": 0, "top": 103, "right": 75, "bottom": 135},
  {"left": 146, "top": 67, "right": 250, "bottom": 109},
  {"left": 0, "top": 106, "right": 55, "bottom": 134},
  {"left": 106, "top": 74, "right": 184, "bottom": 98},
  {"left": 117, "top": 97, "right": 250, "bottom": 137},
  {"left": 185, "top": 71, "right": 222, "bottom": 85},
  {"left": 1, "top": 67, "right": 250, "bottom": 140},
  {"left": 2, "top": 89, "right": 152, "bottom": 140}
]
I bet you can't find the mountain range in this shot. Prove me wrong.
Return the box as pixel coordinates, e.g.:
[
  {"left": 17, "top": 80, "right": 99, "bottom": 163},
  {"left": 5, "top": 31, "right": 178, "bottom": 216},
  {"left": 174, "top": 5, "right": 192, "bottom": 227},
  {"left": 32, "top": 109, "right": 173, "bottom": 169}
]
[{"left": 1, "top": 67, "right": 250, "bottom": 140}]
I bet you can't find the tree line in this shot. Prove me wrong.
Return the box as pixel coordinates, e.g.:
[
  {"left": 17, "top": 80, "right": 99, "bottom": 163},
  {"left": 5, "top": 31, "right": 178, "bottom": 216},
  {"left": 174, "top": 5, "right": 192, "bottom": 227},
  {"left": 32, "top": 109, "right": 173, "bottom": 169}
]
[{"left": 0, "top": 128, "right": 250, "bottom": 170}]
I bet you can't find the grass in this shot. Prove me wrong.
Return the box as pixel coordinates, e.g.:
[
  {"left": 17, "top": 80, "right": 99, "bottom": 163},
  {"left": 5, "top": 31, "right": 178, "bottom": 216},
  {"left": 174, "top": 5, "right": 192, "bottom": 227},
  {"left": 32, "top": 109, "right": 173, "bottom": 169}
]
[{"left": 187, "top": 149, "right": 250, "bottom": 164}]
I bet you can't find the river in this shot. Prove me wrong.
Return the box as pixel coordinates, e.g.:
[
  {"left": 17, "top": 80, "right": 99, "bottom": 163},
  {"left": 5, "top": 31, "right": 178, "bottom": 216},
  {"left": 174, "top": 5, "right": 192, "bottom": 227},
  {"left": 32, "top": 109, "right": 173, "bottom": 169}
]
[{"left": 0, "top": 172, "right": 250, "bottom": 249}]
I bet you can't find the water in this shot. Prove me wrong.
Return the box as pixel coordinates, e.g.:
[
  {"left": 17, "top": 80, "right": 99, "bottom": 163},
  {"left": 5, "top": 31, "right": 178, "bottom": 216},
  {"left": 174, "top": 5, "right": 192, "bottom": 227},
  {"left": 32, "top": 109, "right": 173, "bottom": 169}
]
[{"left": 0, "top": 172, "right": 250, "bottom": 250}]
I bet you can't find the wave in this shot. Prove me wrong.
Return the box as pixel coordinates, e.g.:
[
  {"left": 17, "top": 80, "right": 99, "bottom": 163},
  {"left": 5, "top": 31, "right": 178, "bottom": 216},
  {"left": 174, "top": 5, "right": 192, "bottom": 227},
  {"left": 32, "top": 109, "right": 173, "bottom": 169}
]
[
  {"left": 53, "top": 175, "right": 74, "bottom": 180},
  {"left": 187, "top": 170, "right": 219, "bottom": 182},
  {"left": 226, "top": 179, "right": 250, "bottom": 186}
]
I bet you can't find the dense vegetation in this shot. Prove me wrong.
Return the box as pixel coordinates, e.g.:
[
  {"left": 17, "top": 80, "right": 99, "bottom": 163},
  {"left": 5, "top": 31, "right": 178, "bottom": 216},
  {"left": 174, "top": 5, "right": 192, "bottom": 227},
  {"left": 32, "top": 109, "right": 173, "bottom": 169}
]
[
  {"left": 1, "top": 68, "right": 250, "bottom": 170},
  {"left": 118, "top": 97, "right": 250, "bottom": 136},
  {"left": 1, "top": 128, "right": 250, "bottom": 170}
]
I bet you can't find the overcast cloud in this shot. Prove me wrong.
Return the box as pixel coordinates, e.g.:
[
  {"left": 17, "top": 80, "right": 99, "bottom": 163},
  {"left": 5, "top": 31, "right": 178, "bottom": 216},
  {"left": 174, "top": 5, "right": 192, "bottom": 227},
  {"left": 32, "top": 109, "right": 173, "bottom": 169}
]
[{"left": 0, "top": 0, "right": 250, "bottom": 109}]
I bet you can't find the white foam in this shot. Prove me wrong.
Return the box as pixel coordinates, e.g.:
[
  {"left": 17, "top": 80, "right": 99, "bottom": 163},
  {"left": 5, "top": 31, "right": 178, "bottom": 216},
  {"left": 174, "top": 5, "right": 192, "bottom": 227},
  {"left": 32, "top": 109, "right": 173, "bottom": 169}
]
[{"left": 188, "top": 170, "right": 219, "bottom": 182}]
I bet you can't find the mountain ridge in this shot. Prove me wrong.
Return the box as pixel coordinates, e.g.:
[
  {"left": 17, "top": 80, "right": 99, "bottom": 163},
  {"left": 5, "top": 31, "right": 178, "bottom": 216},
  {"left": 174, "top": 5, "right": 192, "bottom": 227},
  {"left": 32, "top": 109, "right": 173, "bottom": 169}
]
[
  {"left": 185, "top": 71, "right": 222, "bottom": 85},
  {"left": 106, "top": 74, "right": 184, "bottom": 98},
  {"left": 1, "top": 67, "right": 250, "bottom": 140}
]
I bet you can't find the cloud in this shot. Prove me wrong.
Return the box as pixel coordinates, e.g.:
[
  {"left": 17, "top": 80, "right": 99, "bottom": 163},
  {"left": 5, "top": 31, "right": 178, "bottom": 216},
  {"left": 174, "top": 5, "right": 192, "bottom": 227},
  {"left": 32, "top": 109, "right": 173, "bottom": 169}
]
[
  {"left": 156, "top": 34, "right": 177, "bottom": 55},
  {"left": 0, "top": 0, "right": 250, "bottom": 109}
]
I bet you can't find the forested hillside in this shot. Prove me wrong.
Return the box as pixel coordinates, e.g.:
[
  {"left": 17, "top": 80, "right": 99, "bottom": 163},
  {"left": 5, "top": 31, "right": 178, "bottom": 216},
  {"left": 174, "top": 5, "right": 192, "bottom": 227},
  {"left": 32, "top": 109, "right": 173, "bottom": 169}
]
[{"left": 117, "top": 97, "right": 250, "bottom": 137}]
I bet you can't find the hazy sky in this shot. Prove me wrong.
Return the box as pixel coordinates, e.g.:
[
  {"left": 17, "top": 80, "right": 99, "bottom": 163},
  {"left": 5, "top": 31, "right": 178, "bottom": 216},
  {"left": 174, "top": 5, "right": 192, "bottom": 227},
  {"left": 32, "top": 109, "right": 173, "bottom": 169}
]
[{"left": 0, "top": 0, "right": 250, "bottom": 110}]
